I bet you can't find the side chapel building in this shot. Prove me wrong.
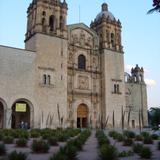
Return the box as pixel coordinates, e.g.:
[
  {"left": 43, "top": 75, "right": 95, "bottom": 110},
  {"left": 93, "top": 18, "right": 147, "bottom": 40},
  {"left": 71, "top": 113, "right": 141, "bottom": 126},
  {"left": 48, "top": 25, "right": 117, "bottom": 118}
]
[{"left": 0, "top": 0, "right": 148, "bottom": 129}]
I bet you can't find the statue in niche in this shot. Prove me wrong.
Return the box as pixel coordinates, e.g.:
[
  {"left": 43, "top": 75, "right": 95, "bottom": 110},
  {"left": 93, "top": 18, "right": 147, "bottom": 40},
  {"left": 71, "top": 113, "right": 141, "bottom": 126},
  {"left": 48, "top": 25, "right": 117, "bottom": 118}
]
[
  {"left": 79, "top": 30, "right": 85, "bottom": 46},
  {"left": 71, "top": 34, "right": 78, "bottom": 44},
  {"left": 78, "top": 76, "right": 89, "bottom": 90},
  {"left": 86, "top": 37, "right": 93, "bottom": 47},
  {"left": 68, "top": 52, "right": 73, "bottom": 63},
  {"left": 92, "top": 57, "right": 97, "bottom": 69}
]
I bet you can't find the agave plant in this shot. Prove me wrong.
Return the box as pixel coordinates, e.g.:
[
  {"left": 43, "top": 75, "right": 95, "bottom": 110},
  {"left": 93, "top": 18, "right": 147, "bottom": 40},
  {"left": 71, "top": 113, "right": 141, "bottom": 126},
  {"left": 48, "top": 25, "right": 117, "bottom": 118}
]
[{"left": 148, "top": 0, "right": 160, "bottom": 14}]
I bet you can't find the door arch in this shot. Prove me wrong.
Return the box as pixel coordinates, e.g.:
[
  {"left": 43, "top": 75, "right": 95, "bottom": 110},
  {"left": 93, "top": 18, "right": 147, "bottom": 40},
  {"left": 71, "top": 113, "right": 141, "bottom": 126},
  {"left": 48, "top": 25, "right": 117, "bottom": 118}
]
[
  {"left": 0, "top": 101, "right": 4, "bottom": 129},
  {"left": 11, "top": 99, "right": 33, "bottom": 129},
  {"left": 77, "top": 104, "right": 88, "bottom": 128}
]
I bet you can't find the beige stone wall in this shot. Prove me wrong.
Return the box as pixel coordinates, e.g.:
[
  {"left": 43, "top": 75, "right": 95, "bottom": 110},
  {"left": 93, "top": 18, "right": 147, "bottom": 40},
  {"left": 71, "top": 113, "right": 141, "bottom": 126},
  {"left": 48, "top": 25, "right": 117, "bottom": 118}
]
[
  {"left": 101, "top": 49, "right": 126, "bottom": 128},
  {"left": 125, "top": 82, "right": 148, "bottom": 128},
  {"left": 27, "top": 33, "right": 68, "bottom": 128},
  {"left": 0, "top": 45, "right": 36, "bottom": 128}
]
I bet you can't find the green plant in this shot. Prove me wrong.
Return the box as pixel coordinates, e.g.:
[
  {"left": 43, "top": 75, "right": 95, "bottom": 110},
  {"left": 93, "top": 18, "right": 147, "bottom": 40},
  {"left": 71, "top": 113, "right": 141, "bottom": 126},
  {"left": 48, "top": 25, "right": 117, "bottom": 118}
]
[
  {"left": 140, "top": 147, "right": 152, "bottom": 159},
  {"left": 8, "top": 151, "right": 27, "bottom": 160},
  {"left": 30, "top": 129, "right": 41, "bottom": 138},
  {"left": 132, "top": 143, "right": 144, "bottom": 154},
  {"left": 118, "top": 150, "right": 134, "bottom": 157},
  {"left": 151, "top": 134, "right": 159, "bottom": 140},
  {"left": 143, "top": 136, "right": 153, "bottom": 144},
  {"left": 0, "top": 143, "right": 6, "bottom": 156},
  {"left": 50, "top": 147, "right": 67, "bottom": 160},
  {"left": 141, "top": 131, "right": 150, "bottom": 138},
  {"left": 65, "top": 143, "right": 77, "bottom": 159},
  {"left": 48, "top": 137, "right": 58, "bottom": 146},
  {"left": 123, "top": 130, "right": 136, "bottom": 139},
  {"left": 135, "top": 135, "right": 143, "bottom": 141},
  {"left": 123, "top": 138, "right": 133, "bottom": 146},
  {"left": 16, "top": 138, "right": 27, "bottom": 147},
  {"left": 157, "top": 141, "right": 160, "bottom": 150},
  {"left": 32, "top": 140, "right": 50, "bottom": 153},
  {"left": 100, "top": 144, "right": 118, "bottom": 160},
  {"left": 3, "top": 136, "right": 14, "bottom": 144}
]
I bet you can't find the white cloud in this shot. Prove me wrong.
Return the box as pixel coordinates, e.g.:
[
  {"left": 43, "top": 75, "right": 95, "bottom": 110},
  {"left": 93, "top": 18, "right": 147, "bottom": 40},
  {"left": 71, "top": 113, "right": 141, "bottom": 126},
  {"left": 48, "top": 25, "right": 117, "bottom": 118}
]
[
  {"left": 145, "top": 79, "right": 156, "bottom": 87},
  {"left": 125, "top": 64, "right": 134, "bottom": 73}
]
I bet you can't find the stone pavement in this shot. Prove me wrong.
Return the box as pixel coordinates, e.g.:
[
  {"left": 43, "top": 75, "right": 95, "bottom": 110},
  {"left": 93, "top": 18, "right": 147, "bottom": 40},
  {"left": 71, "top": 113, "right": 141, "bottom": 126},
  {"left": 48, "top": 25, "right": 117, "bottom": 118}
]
[{"left": 77, "top": 130, "right": 99, "bottom": 160}]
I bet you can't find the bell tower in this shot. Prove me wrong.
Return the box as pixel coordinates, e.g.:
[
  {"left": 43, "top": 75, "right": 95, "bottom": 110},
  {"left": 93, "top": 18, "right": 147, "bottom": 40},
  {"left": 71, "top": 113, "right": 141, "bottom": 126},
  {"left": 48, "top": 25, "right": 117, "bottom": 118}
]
[
  {"left": 91, "top": 3, "right": 126, "bottom": 128},
  {"left": 90, "top": 3, "right": 123, "bottom": 52},
  {"left": 25, "top": 0, "right": 68, "bottom": 42}
]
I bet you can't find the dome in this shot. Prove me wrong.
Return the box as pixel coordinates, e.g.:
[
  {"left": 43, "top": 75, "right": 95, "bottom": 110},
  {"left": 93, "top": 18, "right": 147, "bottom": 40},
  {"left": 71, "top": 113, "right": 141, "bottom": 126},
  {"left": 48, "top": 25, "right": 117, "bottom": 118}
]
[{"left": 95, "top": 3, "right": 115, "bottom": 21}]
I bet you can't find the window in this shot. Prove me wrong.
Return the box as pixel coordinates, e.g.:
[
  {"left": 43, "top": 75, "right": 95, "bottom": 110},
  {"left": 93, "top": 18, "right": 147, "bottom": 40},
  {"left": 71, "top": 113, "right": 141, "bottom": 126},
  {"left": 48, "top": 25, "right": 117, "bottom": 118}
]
[
  {"left": 42, "top": 11, "right": 46, "bottom": 16},
  {"left": 113, "top": 84, "right": 120, "bottom": 94},
  {"left": 78, "top": 54, "right": 86, "bottom": 70},
  {"left": 43, "top": 74, "right": 51, "bottom": 85},
  {"left": 111, "top": 33, "right": 115, "bottom": 47},
  {"left": 49, "top": 15, "right": 55, "bottom": 31},
  {"left": 43, "top": 74, "right": 47, "bottom": 84},
  {"left": 60, "top": 16, "right": 64, "bottom": 30}
]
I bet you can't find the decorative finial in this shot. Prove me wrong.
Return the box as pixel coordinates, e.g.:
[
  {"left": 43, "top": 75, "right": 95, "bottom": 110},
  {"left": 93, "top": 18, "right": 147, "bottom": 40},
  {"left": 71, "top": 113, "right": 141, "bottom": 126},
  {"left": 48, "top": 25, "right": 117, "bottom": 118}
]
[{"left": 102, "top": 3, "right": 108, "bottom": 11}]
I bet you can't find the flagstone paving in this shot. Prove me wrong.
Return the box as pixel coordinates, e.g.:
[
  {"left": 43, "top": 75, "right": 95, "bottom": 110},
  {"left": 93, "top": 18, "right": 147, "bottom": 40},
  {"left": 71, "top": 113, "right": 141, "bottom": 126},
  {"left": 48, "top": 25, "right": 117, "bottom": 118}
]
[{"left": 77, "top": 130, "right": 98, "bottom": 160}]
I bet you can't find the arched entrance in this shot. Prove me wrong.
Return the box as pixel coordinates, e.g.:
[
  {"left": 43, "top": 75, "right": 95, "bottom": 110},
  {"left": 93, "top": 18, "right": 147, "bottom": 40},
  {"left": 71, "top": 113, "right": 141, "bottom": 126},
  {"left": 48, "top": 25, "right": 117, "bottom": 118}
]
[
  {"left": 77, "top": 104, "right": 88, "bottom": 128},
  {"left": 11, "top": 100, "right": 31, "bottom": 129},
  {"left": 0, "top": 102, "right": 4, "bottom": 129}
]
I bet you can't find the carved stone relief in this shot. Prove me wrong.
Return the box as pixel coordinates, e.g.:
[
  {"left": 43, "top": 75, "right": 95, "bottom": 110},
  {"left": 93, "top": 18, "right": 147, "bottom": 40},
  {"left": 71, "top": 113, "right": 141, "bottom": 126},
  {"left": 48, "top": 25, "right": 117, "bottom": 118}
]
[{"left": 78, "top": 75, "right": 89, "bottom": 90}]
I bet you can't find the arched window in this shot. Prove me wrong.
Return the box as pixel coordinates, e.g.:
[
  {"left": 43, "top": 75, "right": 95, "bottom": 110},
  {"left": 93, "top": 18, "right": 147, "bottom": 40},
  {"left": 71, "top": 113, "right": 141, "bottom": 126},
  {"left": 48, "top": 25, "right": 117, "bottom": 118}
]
[
  {"left": 42, "top": 11, "right": 46, "bottom": 16},
  {"left": 78, "top": 54, "right": 86, "bottom": 70},
  {"left": 60, "top": 16, "right": 64, "bottom": 30},
  {"left": 49, "top": 15, "right": 55, "bottom": 31},
  {"left": 47, "top": 75, "right": 51, "bottom": 85},
  {"left": 42, "top": 18, "right": 46, "bottom": 32},
  {"left": 111, "top": 33, "right": 115, "bottom": 47},
  {"left": 43, "top": 74, "right": 47, "bottom": 84}
]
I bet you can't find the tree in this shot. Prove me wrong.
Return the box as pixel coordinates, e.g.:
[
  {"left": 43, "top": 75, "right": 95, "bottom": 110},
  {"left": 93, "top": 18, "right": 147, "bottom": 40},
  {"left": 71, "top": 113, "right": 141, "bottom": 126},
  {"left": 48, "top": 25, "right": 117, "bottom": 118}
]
[
  {"left": 147, "top": 0, "right": 160, "bottom": 14},
  {"left": 148, "top": 107, "right": 160, "bottom": 128}
]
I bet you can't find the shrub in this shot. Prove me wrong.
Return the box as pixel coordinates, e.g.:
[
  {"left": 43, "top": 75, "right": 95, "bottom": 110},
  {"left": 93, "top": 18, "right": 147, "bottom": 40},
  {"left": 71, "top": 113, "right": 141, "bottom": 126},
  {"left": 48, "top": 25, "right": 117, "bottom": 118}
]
[
  {"left": 157, "top": 141, "right": 160, "bottom": 150},
  {"left": 100, "top": 144, "right": 118, "bottom": 160},
  {"left": 116, "top": 134, "right": 124, "bottom": 142},
  {"left": 57, "top": 134, "right": 69, "bottom": 142},
  {"left": 0, "top": 143, "right": 6, "bottom": 156},
  {"left": 140, "top": 147, "right": 152, "bottom": 159},
  {"left": 8, "top": 151, "right": 27, "bottom": 160},
  {"left": 108, "top": 130, "right": 118, "bottom": 138},
  {"left": 123, "top": 138, "right": 133, "bottom": 146},
  {"left": 135, "top": 135, "right": 143, "bottom": 141},
  {"left": 3, "top": 136, "right": 14, "bottom": 144},
  {"left": 143, "top": 136, "right": 153, "bottom": 144},
  {"left": 132, "top": 143, "right": 144, "bottom": 154},
  {"left": 30, "top": 129, "right": 41, "bottom": 138},
  {"left": 32, "top": 140, "right": 50, "bottom": 153},
  {"left": 16, "top": 138, "right": 27, "bottom": 147},
  {"left": 96, "top": 130, "right": 110, "bottom": 146},
  {"left": 50, "top": 147, "right": 67, "bottom": 160},
  {"left": 141, "top": 132, "right": 150, "bottom": 138},
  {"left": 151, "top": 134, "right": 159, "bottom": 140},
  {"left": 65, "top": 143, "right": 77, "bottom": 159},
  {"left": 48, "top": 137, "right": 58, "bottom": 146},
  {"left": 123, "top": 130, "right": 136, "bottom": 139},
  {"left": 118, "top": 150, "right": 134, "bottom": 157}
]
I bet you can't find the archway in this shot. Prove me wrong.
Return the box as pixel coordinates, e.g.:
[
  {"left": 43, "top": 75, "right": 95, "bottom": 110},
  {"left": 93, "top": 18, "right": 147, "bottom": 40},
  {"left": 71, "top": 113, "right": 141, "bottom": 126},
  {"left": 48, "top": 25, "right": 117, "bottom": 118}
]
[
  {"left": 11, "top": 99, "right": 32, "bottom": 129},
  {"left": 0, "top": 102, "right": 4, "bottom": 129},
  {"left": 77, "top": 104, "right": 88, "bottom": 128}
]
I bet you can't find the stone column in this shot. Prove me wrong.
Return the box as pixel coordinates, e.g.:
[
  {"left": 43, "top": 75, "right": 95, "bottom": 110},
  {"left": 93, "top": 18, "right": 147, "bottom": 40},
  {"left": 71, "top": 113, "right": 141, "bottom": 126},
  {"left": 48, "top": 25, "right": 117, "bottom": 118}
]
[{"left": 5, "top": 108, "right": 12, "bottom": 129}]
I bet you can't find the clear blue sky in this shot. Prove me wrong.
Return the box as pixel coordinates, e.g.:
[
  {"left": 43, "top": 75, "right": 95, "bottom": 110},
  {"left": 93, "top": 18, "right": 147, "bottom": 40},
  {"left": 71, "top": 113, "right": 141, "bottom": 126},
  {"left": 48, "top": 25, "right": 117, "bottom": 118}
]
[{"left": 0, "top": 0, "right": 159, "bottom": 108}]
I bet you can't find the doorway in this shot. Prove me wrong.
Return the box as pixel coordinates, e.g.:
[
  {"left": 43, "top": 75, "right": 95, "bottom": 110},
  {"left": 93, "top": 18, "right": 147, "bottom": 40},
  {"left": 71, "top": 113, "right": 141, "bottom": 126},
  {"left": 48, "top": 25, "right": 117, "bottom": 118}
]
[
  {"left": 77, "top": 104, "right": 88, "bottom": 128},
  {"left": 11, "top": 101, "right": 30, "bottom": 129}
]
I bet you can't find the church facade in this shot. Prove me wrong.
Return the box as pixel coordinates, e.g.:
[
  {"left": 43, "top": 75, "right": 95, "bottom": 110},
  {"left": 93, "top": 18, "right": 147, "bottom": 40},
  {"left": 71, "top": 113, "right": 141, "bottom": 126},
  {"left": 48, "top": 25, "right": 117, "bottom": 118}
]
[{"left": 0, "top": 0, "right": 148, "bottom": 129}]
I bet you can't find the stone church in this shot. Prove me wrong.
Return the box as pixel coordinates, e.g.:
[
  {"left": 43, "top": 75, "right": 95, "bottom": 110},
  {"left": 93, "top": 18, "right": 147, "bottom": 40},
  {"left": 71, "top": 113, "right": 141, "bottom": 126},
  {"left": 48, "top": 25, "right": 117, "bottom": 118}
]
[{"left": 0, "top": 0, "right": 148, "bottom": 129}]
